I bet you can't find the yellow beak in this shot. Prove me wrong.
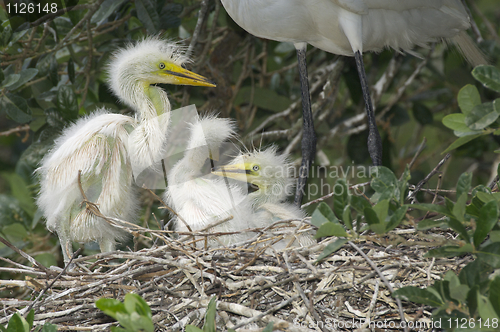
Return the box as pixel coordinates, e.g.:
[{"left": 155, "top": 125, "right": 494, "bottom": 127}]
[
  {"left": 162, "top": 63, "right": 216, "bottom": 87},
  {"left": 212, "top": 163, "right": 251, "bottom": 182}
]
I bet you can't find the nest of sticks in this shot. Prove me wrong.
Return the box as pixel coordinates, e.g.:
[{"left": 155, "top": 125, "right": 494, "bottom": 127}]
[{"left": 0, "top": 214, "right": 469, "bottom": 332}]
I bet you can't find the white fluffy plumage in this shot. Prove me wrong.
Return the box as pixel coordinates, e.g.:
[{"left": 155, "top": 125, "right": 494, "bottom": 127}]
[
  {"left": 36, "top": 38, "right": 214, "bottom": 265},
  {"left": 165, "top": 115, "right": 256, "bottom": 248},
  {"left": 221, "top": 0, "right": 485, "bottom": 65},
  {"left": 213, "top": 146, "right": 316, "bottom": 248}
]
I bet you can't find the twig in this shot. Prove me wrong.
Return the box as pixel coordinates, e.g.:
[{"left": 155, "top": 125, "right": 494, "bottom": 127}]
[
  {"left": 348, "top": 241, "right": 409, "bottom": 332},
  {"left": 406, "top": 138, "right": 426, "bottom": 172},
  {"left": 23, "top": 249, "right": 82, "bottom": 315},
  {"left": 0, "top": 236, "right": 51, "bottom": 275},
  {"left": 301, "top": 182, "right": 371, "bottom": 209},
  {"left": 0, "top": 125, "right": 30, "bottom": 137},
  {"left": 407, "top": 153, "right": 451, "bottom": 201}
]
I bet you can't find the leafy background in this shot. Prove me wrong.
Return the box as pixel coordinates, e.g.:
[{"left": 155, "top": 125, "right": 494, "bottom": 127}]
[{"left": 0, "top": 0, "right": 499, "bottom": 300}]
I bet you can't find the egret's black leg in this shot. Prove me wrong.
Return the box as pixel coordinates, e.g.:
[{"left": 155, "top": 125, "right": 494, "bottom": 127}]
[
  {"left": 294, "top": 44, "right": 317, "bottom": 206},
  {"left": 354, "top": 51, "right": 382, "bottom": 166}
]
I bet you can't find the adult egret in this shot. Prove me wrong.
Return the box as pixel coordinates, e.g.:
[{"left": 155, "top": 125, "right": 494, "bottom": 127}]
[
  {"left": 36, "top": 38, "right": 215, "bottom": 265},
  {"left": 212, "top": 146, "right": 315, "bottom": 249},
  {"left": 164, "top": 115, "right": 256, "bottom": 248},
  {"left": 220, "top": 0, "right": 486, "bottom": 205}
]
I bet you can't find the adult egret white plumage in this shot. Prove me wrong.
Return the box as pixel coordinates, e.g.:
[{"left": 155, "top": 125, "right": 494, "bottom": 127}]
[
  {"left": 164, "top": 115, "right": 255, "bottom": 248},
  {"left": 36, "top": 38, "right": 216, "bottom": 265},
  {"left": 220, "top": 0, "right": 486, "bottom": 205},
  {"left": 212, "top": 146, "right": 315, "bottom": 248}
]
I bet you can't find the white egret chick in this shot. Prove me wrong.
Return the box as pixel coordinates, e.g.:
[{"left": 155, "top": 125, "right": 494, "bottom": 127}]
[
  {"left": 165, "top": 115, "right": 255, "bottom": 248},
  {"left": 221, "top": 0, "right": 486, "bottom": 205},
  {"left": 213, "top": 146, "right": 315, "bottom": 248},
  {"left": 36, "top": 38, "right": 216, "bottom": 265}
]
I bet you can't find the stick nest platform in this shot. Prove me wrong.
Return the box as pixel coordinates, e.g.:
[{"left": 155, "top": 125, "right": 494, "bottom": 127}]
[{"left": 0, "top": 222, "right": 469, "bottom": 331}]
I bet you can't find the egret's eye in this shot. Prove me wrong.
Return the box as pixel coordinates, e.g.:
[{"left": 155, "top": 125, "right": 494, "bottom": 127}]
[
  {"left": 159, "top": 62, "right": 166, "bottom": 69},
  {"left": 252, "top": 165, "right": 260, "bottom": 172}
]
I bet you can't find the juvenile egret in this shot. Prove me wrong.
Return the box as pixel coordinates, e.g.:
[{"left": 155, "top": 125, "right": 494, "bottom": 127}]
[
  {"left": 221, "top": 0, "right": 486, "bottom": 205},
  {"left": 212, "top": 146, "right": 315, "bottom": 248},
  {"left": 164, "top": 115, "right": 255, "bottom": 248},
  {"left": 36, "top": 38, "right": 216, "bottom": 265}
]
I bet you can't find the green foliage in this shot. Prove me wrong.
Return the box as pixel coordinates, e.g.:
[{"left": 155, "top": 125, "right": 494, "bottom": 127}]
[
  {"left": 95, "top": 293, "right": 154, "bottom": 332},
  {"left": 393, "top": 262, "right": 500, "bottom": 331},
  {"left": 0, "top": 310, "right": 57, "bottom": 332},
  {"left": 313, "top": 166, "right": 410, "bottom": 261},
  {"left": 442, "top": 65, "right": 500, "bottom": 152},
  {"left": 412, "top": 171, "right": 500, "bottom": 265}
]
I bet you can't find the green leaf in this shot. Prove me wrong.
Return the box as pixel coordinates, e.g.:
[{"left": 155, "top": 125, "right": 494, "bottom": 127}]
[
  {"left": 458, "top": 84, "right": 482, "bottom": 115},
  {"left": 474, "top": 201, "right": 499, "bottom": 248},
  {"left": 56, "top": 85, "right": 78, "bottom": 120},
  {"left": 262, "top": 322, "right": 274, "bottom": 332},
  {"left": 488, "top": 277, "right": 500, "bottom": 317},
  {"left": 386, "top": 205, "right": 408, "bottom": 232},
  {"left": 410, "top": 203, "right": 453, "bottom": 217},
  {"left": 1, "top": 73, "right": 20, "bottom": 88},
  {"left": 40, "top": 322, "right": 57, "bottom": 332},
  {"left": 490, "top": 231, "right": 500, "bottom": 243},
  {"left": 373, "top": 199, "right": 389, "bottom": 224},
  {"left": 310, "top": 202, "right": 337, "bottom": 228},
  {"left": 447, "top": 217, "right": 469, "bottom": 242},
  {"left": 445, "top": 271, "right": 469, "bottom": 303},
  {"left": 426, "top": 245, "right": 473, "bottom": 258},
  {"left": 398, "top": 165, "right": 411, "bottom": 204},
  {"left": 456, "top": 172, "right": 472, "bottom": 200},
  {"left": 0, "top": 194, "right": 31, "bottom": 229},
  {"left": 316, "top": 238, "right": 348, "bottom": 262},
  {"left": 26, "top": 309, "right": 34, "bottom": 330},
  {"left": 95, "top": 298, "right": 126, "bottom": 320},
  {"left": 476, "top": 191, "right": 500, "bottom": 203},
  {"left": 443, "top": 132, "right": 489, "bottom": 153},
  {"left": 350, "top": 194, "right": 371, "bottom": 214},
  {"left": 124, "top": 293, "right": 151, "bottom": 319},
  {"left": 465, "top": 102, "right": 499, "bottom": 130},
  {"left": 6, "top": 312, "right": 30, "bottom": 332},
  {"left": 0, "top": 93, "right": 32, "bottom": 123},
  {"left": 494, "top": 98, "right": 500, "bottom": 116},
  {"left": 363, "top": 206, "right": 379, "bottom": 225},
  {"left": 371, "top": 167, "right": 398, "bottom": 193},
  {"left": 48, "top": 55, "right": 58, "bottom": 86},
  {"left": 92, "top": 0, "right": 127, "bottom": 24},
  {"left": 2, "top": 173, "right": 36, "bottom": 218},
  {"left": 452, "top": 194, "right": 467, "bottom": 222},
  {"left": 203, "top": 297, "right": 217, "bottom": 332},
  {"left": 476, "top": 243, "right": 500, "bottom": 268},
  {"left": 333, "top": 179, "right": 349, "bottom": 219},
  {"left": 392, "top": 286, "right": 444, "bottom": 307},
  {"left": 472, "top": 65, "right": 500, "bottom": 93},
  {"left": 342, "top": 205, "right": 353, "bottom": 230},
  {"left": 477, "top": 291, "right": 499, "bottom": 320},
  {"left": 135, "top": 0, "right": 160, "bottom": 34},
  {"left": 185, "top": 326, "right": 204, "bottom": 332},
  {"left": 364, "top": 206, "right": 386, "bottom": 234},
  {"left": 234, "top": 86, "right": 291, "bottom": 113},
  {"left": 416, "top": 219, "right": 448, "bottom": 230},
  {"left": 443, "top": 113, "right": 471, "bottom": 132},
  {"left": 315, "top": 222, "right": 348, "bottom": 238},
  {"left": 412, "top": 103, "right": 433, "bottom": 125},
  {"left": 6, "top": 68, "right": 38, "bottom": 91}
]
